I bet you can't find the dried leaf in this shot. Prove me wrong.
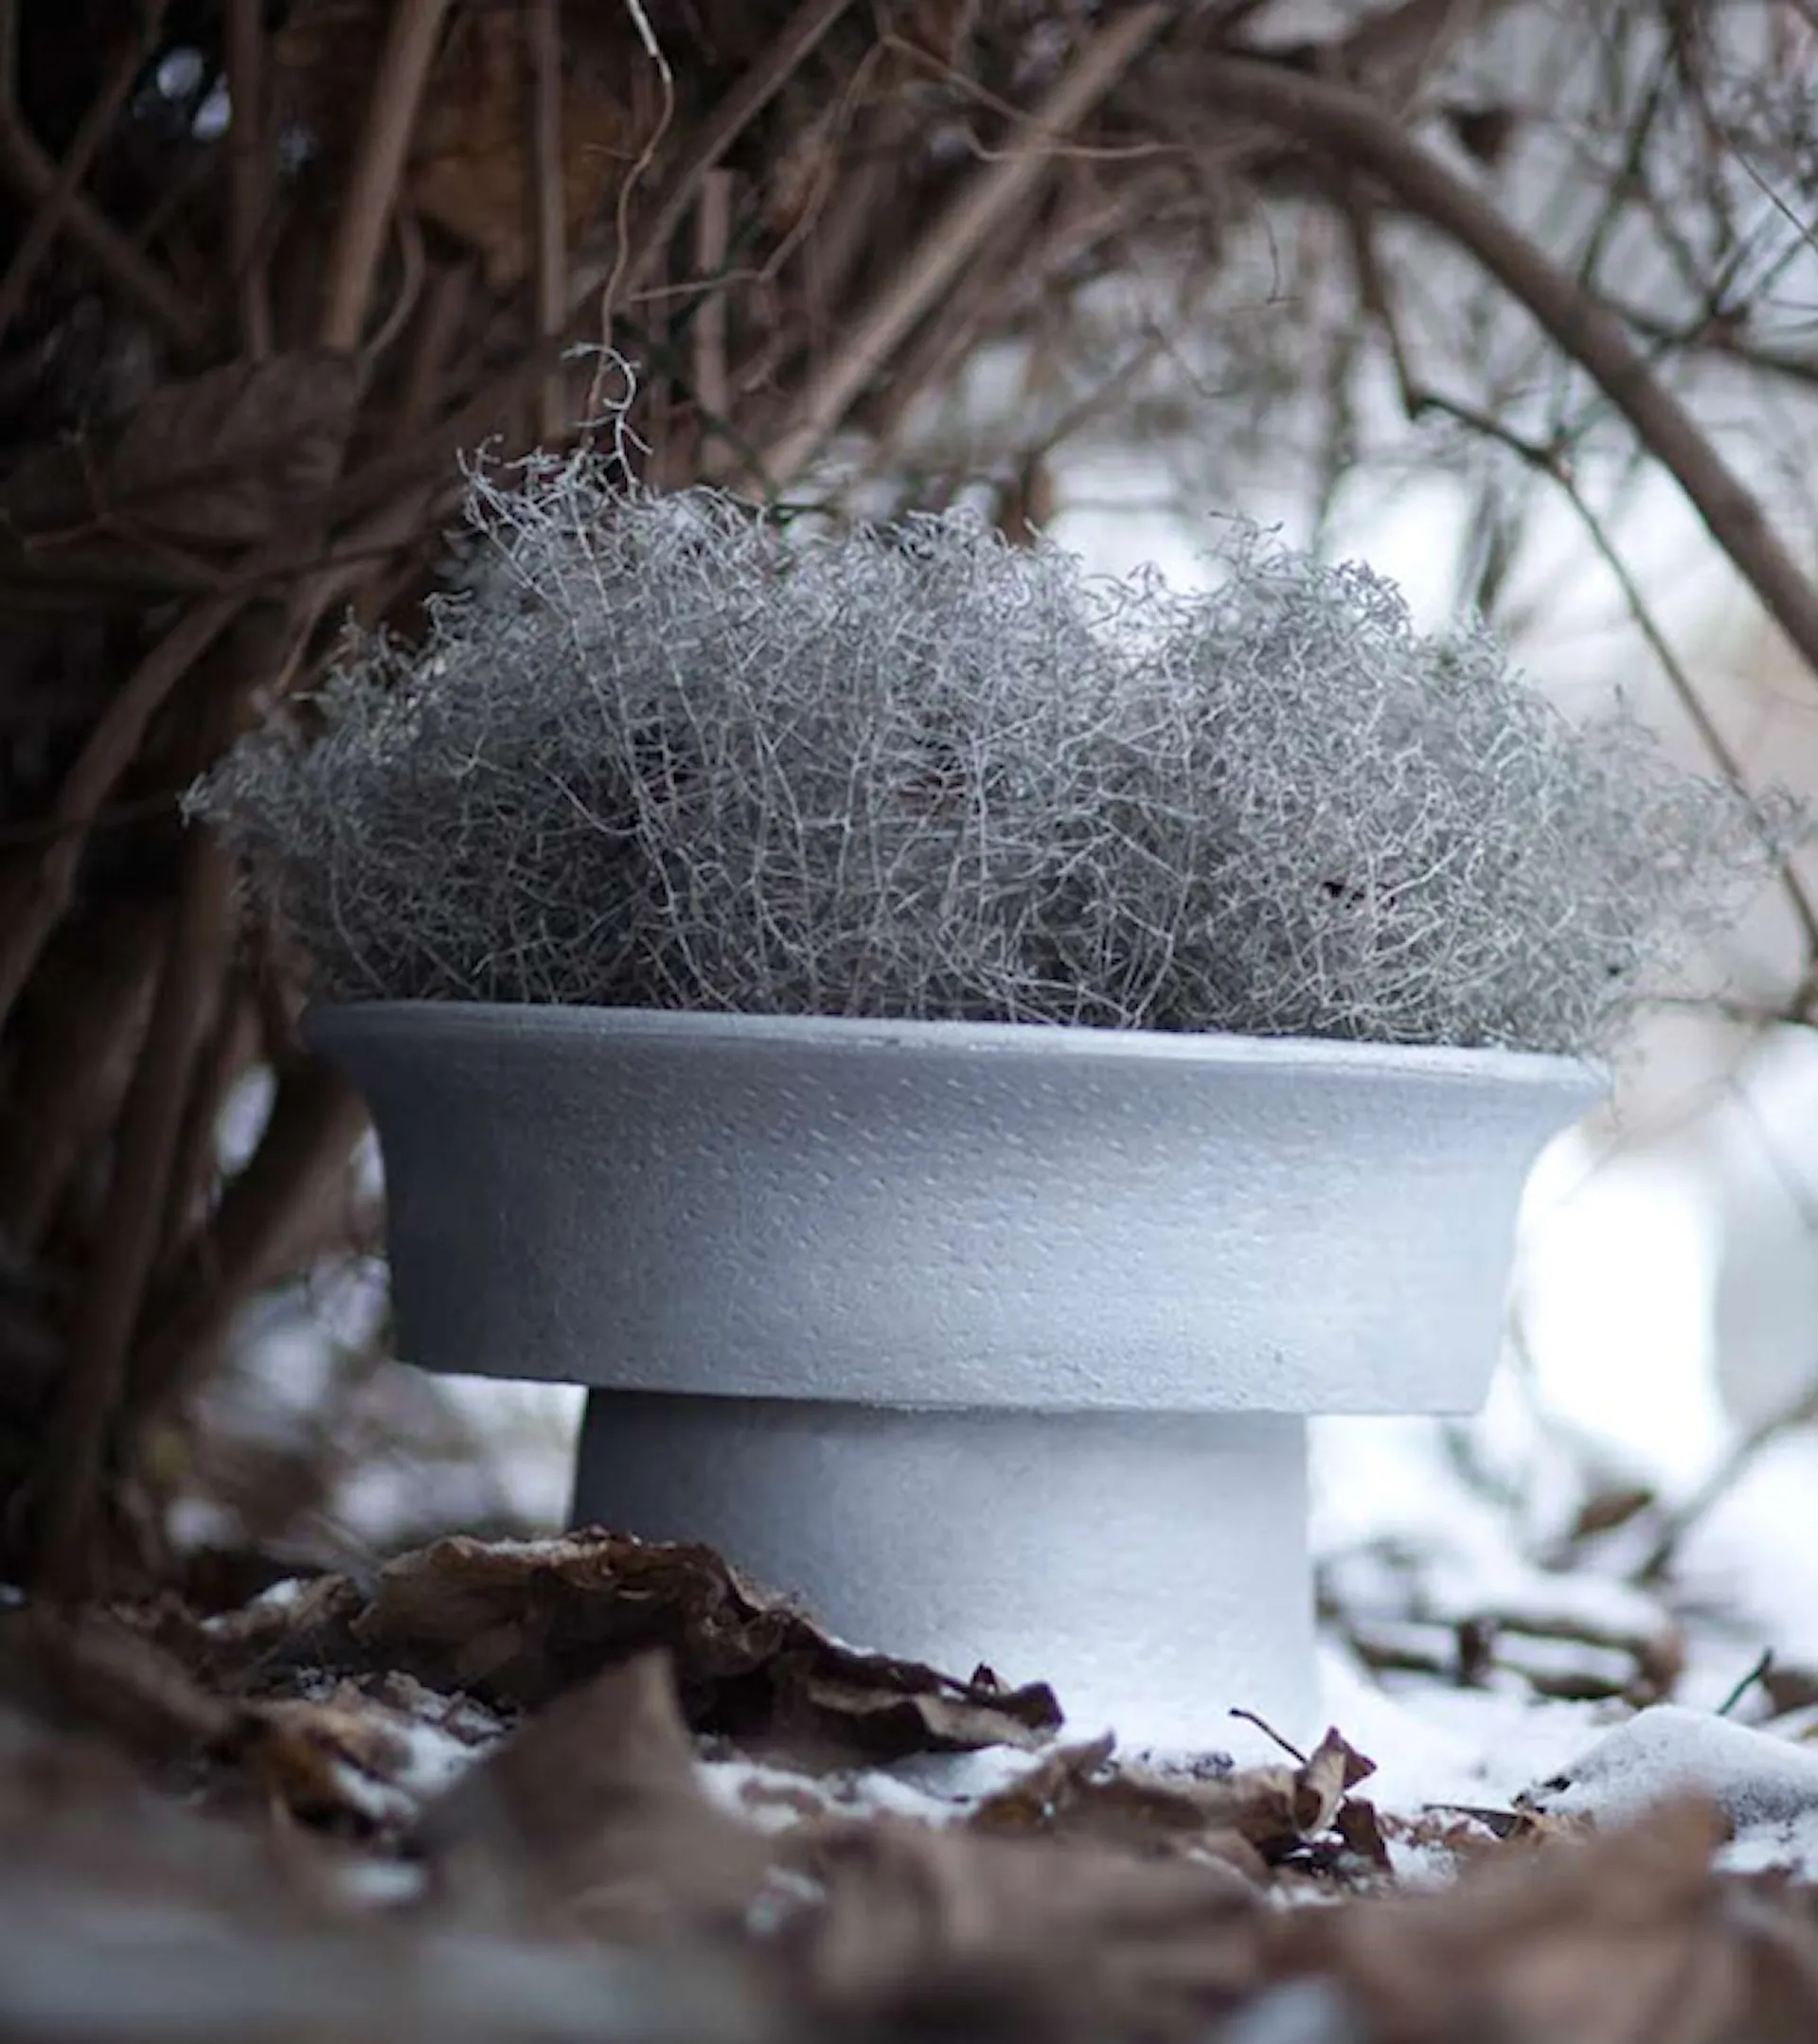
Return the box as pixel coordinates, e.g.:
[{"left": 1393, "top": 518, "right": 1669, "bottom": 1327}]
[
  {"left": 1567, "top": 1482, "right": 1659, "bottom": 1543},
  {"left": 1273, "top": 1800, "right": 1741, "bottom": 2044},
  {"left": 228, "top": 1695, "right": 421, "bottom": 1836},
  {"left": 790, "top": 1818, "right": 1262, "bottom": 2044},
  {"left": 421, "top": 1652, "right": 770, "bottom": 1942},
  {"left": 0, "top": 354, "right": 361, "bottom": 549},
  {"left": 971, "top": 1737, "right": 1271, "bottom": 1879},
  {"left": 1332, "top": 1796, "right": 1392, "bottom": 1875},
  {"left": 209, "top": 1531, "right": 1066, "bottom": 1760},
  {"left": 1292, "top": 1726, "right": 1377, "bottom": 1839},
  {"left": 0, "top": 1607, "right": 234, "bottom": 1765}
]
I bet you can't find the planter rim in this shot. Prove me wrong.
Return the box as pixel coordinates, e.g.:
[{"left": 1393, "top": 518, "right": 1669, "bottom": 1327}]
[
  {"left": 308, "top": 996, "right": 1606, "bottom": 1092},
  {"left": 313, "top": 992, "right": 1603, "bottom": 1413}
]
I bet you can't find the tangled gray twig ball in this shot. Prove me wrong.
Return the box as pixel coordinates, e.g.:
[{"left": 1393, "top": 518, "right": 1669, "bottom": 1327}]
[{"left": 191, "top": 453, "right": 1799, "bottom": 1057}]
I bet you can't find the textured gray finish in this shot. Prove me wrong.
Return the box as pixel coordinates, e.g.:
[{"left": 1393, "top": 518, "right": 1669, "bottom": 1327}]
[
  {"left": 311, "top": 999, "right": 1598, "bottom": 1743},
  {"left": 573, "top": 1394, "right": 1314, "bottom": 1746},
  {"left": 309, "top": 1003, "right": 1601, "bottom": 1414}
]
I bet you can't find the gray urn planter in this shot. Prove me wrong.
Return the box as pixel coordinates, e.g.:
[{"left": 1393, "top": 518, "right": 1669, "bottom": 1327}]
[{"left": 309, "top": 1001, "right": 1601, "bottom": 1748}]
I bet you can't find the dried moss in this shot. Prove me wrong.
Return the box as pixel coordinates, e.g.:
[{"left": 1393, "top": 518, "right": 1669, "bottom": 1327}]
[{"left": 193, "top": 454, "right": 1800, "bottom": 1057}]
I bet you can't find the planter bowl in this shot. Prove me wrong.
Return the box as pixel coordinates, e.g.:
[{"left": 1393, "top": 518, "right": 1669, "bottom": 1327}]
[{"left": 310, "top": 1002, "right": 1601, "bottom": 1746}]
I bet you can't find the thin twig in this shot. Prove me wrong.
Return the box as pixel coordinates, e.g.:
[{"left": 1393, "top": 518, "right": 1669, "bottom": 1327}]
[
  {"left": 691, "top": 169, "right": 733, "bottom": 422},
  {"left": 0, "top": 1, "right": 165, "bottom": 342},
  {"left": 224, "top": 0, "right": 273, "bottom": 360},
  {"left": 363, "top": 203, "right": 426, "bottom": 362},
  {"left": 1192, "top": 52, "right": 1818, "bottom": 685},
  {"left": 127, "top": 1058, "right": 368, "bottom": 1427},
  {"left": 0, "top": 905, "right": 166, "bottom": 1250},
  {"left": 319, "top": 0, "right": 450, "bottom": 352},
  {"left": 386, "top": 259, "right": 472, "bottom": 453},
  {"left": 1353, "top": 201, "right": 1818, "bottom": 986},
  {"left": 762, "top": 3, "right": 1171, "bottom": 485},
  {"left": 154, "top": 982, "right": 258, "bottom": 1285},
  {"left": 0, "top": 0, "right": 204, "bottom": 350},
  {"left": 1635, "top": 1373, "right": 1818, "bottom": 1585},
  {"left": 36, "top": 834, "right": 232, "bottom": 1595},
  {"left": 596, "top": 0, "right": 856, "bottom": 320},
  {"left": 1229, "top": 1707, "right": 1310, "bottom": 1766},
  {"left": 0, "top": 590, "right": 247, "bottom": 1040},
  {"left": 589, "top": 0, "right": 673, "bottom": 379},
  {"left": 1716, "top": 1647, "right": 1774, "bottom": 1719},
  {"left": 526, "top": 0, "right": 567, "bottom": 441}
]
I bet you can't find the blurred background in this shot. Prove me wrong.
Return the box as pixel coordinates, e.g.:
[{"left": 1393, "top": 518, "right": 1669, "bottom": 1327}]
[{"left": 5, "top": 0, "right": 1818, "bottom": 1720}]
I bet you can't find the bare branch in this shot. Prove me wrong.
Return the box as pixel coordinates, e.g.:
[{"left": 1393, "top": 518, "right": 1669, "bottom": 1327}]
[
  {"left": 0, "top": 1, "right": 166, "bottom": 342},
  {"left": 1193, "top": 53, "right": 1818, "bottom": 683},
  {"left": 600, "top": 0, "right": 857, "bottom": 318},
  {"left": 691, "top": 170, "right": 733, "bottom": 422},
  {"left": 319, "top": 0, "right": 451, "bottom": 353},
  {"left": 128, "top": 1058, "right": 369, "bottom": 1427},
  {"left": 224, "top": 0, "right": 273, "bottom": 360},
  {"left": 1346, "top": 194, "right": 1818, "bottom": 995},
  {"left": 0, "top": 592, "right": 247, "bottom": 1039},
  {"left": 0, "top": 0, "right": 205, "bottom": 351},
  {"left": 762, "top": 4, "right": 1172, "bottom": 486},
  {"left": 35, "top": 835, "right": 231, "bottom": 1594},
  {"left": 526, "top": 0, "right": 567, "bottom": 440}
]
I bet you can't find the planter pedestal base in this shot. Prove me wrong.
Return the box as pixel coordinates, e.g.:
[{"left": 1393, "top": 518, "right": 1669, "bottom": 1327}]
[
  {"left": 312, "top": 1002, "right": 1599, "bottom": 1759},
  {"left": 574, "top": 1390, "right": 1313, "bottom": 1750}
]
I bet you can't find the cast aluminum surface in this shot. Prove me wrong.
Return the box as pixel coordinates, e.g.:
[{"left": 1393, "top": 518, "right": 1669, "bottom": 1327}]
[
  {"left": 574, "top": 1395, "right": 1314, "bottom": 1747},
  {"left": 309, "top": 1003, "right": 1602, "bottom": 1415}
]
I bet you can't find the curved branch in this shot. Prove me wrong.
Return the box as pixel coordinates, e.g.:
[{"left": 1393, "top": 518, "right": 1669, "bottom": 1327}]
[
  {"left": 762, "top": 3, "right": 1170, "bottom": 487},
  {"left": 0, "top": 0, "right": 205, "bottom": 351},
  {"left": 1194, "top": 53, "right": 1818, "bottom": 683},
  {"left": 319, "top": 0, "right": 450, "bottom": 353}
]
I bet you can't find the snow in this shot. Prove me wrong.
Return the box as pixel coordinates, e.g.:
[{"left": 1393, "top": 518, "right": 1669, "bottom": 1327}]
[
  {"left": 336, "top": 1857, "right": 429, "bottom": 1907},
  {"left": 1319, "top": 1648, "right": 1618, "bottom": 1815},
  {"left": 698, "top": 1757, "right": 962, "bottom": 1833},
  {"left": 1672, "top": 1431, "right": 1818, "bottom": 1674},
  {"left": 1524, "top": 1704, "right": 1818, "bottom": 1877},
  {"left": 386, "top": 1717, "right": 485, "bottom": 1801}
]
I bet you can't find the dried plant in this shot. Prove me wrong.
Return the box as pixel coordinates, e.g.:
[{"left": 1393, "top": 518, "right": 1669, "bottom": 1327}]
[{"left": 195, "top": 455, "right": 1798, "bottom": 1058}]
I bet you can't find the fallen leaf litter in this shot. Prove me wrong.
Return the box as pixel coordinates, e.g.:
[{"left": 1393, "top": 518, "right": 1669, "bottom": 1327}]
[{"left": 9, "top": 1529, "right": 1818, "bottom": 2042}]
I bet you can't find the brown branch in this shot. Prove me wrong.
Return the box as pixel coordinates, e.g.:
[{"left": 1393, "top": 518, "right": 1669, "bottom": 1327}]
[
  {"left": 526, "top": 0, "right": 567, "bottom": 441},
  {"left": 762, "top": 3, "right": 1170, "bottom": 487},
  {"left": 598, "top": 0, "right": 857, "bottom": 320},
  {"left": 0, "top": 1, "right": 165, "bottom": 342},
  {"left": 387, "top": 258, "right": 472, "bottom": 453},
  {"left": 849, "top": 182, "right": 1142, "bottom": 492},
  {"left": 1633, "top": 1369, "right": 1818, "bottom": 1586},
  {"left": 0, "top": 590, "right": 246, "bottom": 1040},
  {"left": 1442, "top": 393, "right": 1818, "bottom": 977},
  {"left": 1345, "top": 199, "right": 1818, "bottom": 987},
  {"left": 224, "top": 0, "right": 273, "bottom": 360},
  {"left": 793, "top": 97, "right": 913, "bottom": 347},
  {"left": 35, "top": 834, "right": 232, "bottom": 1595},
  {"left": 0, "top": 0, "right": 204, "bottom": 351},
  {"left": 319, "top": 0, "right": 451, "bottom": 352},
  {"left": 0, "top": 904, "right": 166, "bottom": 1250},
  {"left": 154, "top": 979, "right": 258, "bottom": 1285},
  {"left": 127, "top": 1058, "right": 368, "bottom": 1428},
  {"left": 691, "top": 170, "right": 733, "bottom": 423},
  {"left": 1191, "top": 52, "right": 1818, "bottom": 684}
]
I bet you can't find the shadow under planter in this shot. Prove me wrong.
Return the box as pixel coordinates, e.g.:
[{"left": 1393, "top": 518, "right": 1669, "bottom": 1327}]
[{"left": 309, "top": 1002, "right": 1602, "bottom": 1750}]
